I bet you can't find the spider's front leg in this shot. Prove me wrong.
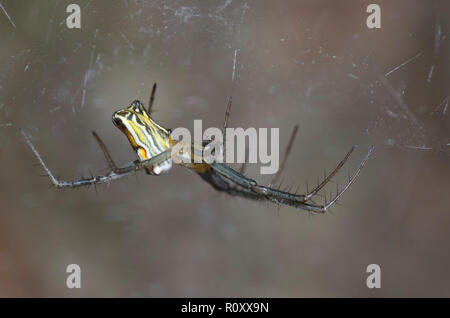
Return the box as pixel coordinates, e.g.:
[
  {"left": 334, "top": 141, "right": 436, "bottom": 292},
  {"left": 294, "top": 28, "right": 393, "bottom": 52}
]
[
  {"left": 91, "top": 131, "right": 177, "bottom": 177},
  {"left": 20, "top": 128, "right": 173, "bottom": 188},
  {"left": 20, "top": 127, "right": 125, "bottom": 188}
]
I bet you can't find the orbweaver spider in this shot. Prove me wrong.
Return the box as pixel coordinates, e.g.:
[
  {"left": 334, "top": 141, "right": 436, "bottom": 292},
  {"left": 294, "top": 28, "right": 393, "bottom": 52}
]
[{"left": 20, "top": 84, "right": 374, "bottom": 213}]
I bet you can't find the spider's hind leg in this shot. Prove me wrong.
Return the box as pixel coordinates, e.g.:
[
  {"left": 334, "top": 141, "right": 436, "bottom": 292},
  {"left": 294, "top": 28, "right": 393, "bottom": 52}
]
[
  {"left": 303, "top": 145, "right": 356, "bottom": 201},
  {"left": 209, "top": 145, "right": 374, "bottom": 213},
  {"left": 271, "top": 125, "right": 299, "bottom": 185}
]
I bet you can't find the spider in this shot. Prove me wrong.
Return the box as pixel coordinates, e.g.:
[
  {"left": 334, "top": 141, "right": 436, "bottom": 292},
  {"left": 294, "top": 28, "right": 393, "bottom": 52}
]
[{"left": 20, "top": 84, "right": 374, "bottom": 213}]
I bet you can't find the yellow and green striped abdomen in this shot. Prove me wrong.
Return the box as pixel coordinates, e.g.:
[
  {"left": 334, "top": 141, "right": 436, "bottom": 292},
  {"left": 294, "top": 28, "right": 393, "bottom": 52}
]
[{"left": 112, "top": 100, "right": 173, "bottom": 175}]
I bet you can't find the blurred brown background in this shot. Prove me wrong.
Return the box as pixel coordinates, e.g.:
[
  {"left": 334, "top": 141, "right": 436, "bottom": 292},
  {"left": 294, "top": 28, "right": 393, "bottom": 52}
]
[{"left": 0, "top": 0, "right": 449, "bottom": 297}]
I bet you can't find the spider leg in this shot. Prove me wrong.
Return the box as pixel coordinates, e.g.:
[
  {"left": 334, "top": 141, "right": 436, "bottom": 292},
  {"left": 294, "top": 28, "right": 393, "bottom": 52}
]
[
  {"left": 210, "top": 162, "right": 258, "bottom": 188},
  {"left": 203, "top": 163, "right": 311, "bottom": 208},
  {"left": 238, "top": 145, "right": 249, "bottom": 174},
  {"left": 254, "top": 146, "right": 374, "bottom": 213},
  {"left": 114, "top": 148, "right": 173, "bottom": 175},
  {"left": 20, "top": 127, "right": 173, "bottom": 188},
  {"left": 303, "top": 145, "right": 356, "bottom": 201},
  {"left": 323, "top": 145, "right": 374, "bottom": 210},
  {"left": 209, "top": 146, "right": 374, "bottom": 213},
  {"left": 148, "top": 82, "right": 157, "bottom": 114},
  {"left": 223, "top": 96, "right": 232, "bottom": 136},
  {"left": 222, "top": 96, "right": 232, "bottom": 159},
  {"left": 92, "top": 130, "right": 153, "bottom": 176},
  {"left": 271, "top": 125, "right": 299, "bottom": 185},
  {"left": 19, "top": 127, "right": 127, "bottom": 188},
  {"left": 91, "top": 131, "right": 119, "bottom": 172}
]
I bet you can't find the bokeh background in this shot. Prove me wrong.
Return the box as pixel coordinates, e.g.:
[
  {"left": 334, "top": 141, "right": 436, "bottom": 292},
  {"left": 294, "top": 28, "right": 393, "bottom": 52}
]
[{"left": 0, "top": 0, "right": 449, "bottom": 297}]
